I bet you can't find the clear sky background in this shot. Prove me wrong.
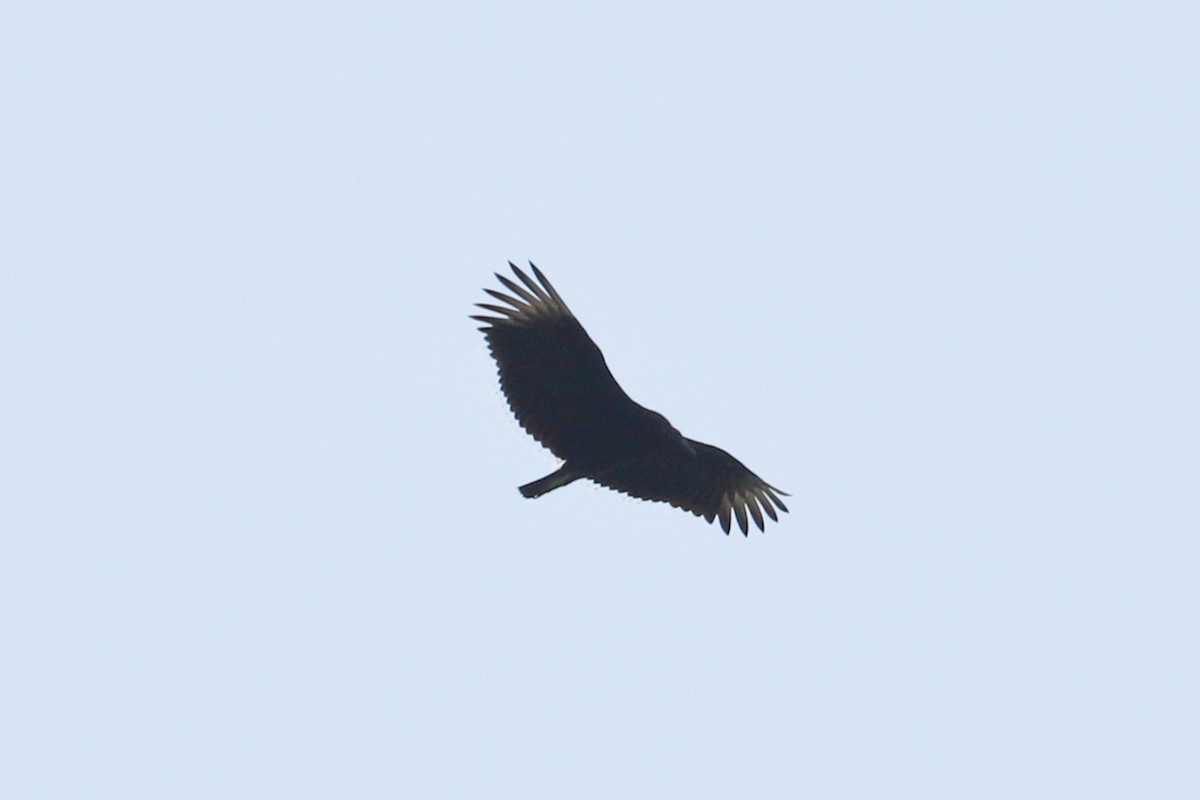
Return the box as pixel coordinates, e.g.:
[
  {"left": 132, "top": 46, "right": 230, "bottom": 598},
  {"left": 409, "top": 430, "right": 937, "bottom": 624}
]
[{"left": 3, "top": 2, "right": 1197, "bottom": 797}]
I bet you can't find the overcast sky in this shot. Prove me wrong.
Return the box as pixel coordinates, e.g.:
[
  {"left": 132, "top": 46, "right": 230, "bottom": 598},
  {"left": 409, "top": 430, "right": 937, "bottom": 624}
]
[{"left": 3, "top": 1, "right": 1198, "bottom": 797}]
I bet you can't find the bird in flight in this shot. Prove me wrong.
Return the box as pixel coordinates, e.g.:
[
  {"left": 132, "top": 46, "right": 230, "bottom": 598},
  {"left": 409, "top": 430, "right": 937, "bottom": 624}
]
[{"left": 472, "top": 262, "right": 788, "bottom": 535}]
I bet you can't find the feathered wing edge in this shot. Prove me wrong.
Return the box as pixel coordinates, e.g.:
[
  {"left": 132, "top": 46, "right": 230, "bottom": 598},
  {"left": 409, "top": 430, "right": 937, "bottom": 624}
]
[
  {"left": 588, "top": 441, "right": 790, "bottom": 536},
  {"left": 591, "top": 471, "right": 790, "bottom": 536},
  {"left": 705, "top": 481, "right": 790, "bottom": 536},
  {"left": 469, "top": 261, "right": 572, "bottom": 329},
  {"left": 666, "top": 441, "right": 790, "bottom": 536}
]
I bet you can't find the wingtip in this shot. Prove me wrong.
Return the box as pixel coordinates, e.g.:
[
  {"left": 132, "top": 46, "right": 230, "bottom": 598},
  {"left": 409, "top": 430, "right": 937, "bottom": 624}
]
[
  {"left": 510, "top": 262, "right": 547, "bottom": 300},
  {"left": 469, "top": 314, "right": 501, "bottom": 326},
  {"left": 746, "top": 494, "right": 766, "bottom": 532}
]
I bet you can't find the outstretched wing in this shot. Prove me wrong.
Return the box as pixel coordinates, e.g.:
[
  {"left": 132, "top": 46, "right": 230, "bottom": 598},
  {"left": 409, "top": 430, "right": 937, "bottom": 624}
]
[
  {"left": 471, "top": 262, "right": 647, "bottom": 461},
  {"left": 591, "top": 439, "right": 789, "bottom": 536}
]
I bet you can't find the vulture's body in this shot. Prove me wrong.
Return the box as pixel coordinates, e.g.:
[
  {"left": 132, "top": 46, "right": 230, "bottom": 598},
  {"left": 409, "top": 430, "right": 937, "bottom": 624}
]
[{"left": 473, "top": 262, "right": 788, "bottom": 535}]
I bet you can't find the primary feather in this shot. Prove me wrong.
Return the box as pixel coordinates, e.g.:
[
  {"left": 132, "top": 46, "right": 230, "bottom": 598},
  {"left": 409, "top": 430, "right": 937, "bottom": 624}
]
[{"left": 472, "top": 262, "right": 788, "bottom": 535}]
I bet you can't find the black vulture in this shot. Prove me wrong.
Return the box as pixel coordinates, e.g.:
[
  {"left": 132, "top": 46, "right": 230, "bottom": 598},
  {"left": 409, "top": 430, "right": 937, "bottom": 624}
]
[{"left": 472, "top": 262, "right": 788, "bottom": 535}]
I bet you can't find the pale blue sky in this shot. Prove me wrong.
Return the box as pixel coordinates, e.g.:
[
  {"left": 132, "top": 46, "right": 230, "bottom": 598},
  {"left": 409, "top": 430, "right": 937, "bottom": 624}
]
[{"left": 2, "top": 1, "right": 1198, "bottom": 797}]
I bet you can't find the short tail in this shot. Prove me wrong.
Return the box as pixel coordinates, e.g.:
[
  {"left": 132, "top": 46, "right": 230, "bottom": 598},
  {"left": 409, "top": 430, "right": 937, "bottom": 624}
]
[{"left": 519, "top": 464, "right": 582, "bottom": 498}]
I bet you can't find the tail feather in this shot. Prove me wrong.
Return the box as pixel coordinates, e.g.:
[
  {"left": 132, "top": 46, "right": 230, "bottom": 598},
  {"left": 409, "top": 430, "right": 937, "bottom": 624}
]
[{"left": 519, "top": 464, "right": 582, "bottom": 498}]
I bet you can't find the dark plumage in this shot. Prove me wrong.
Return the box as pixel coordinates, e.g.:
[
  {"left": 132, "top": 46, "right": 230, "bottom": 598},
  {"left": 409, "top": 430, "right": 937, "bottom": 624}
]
[{"left": 472, "top": 262, "right": 788, "bottom": 535}]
